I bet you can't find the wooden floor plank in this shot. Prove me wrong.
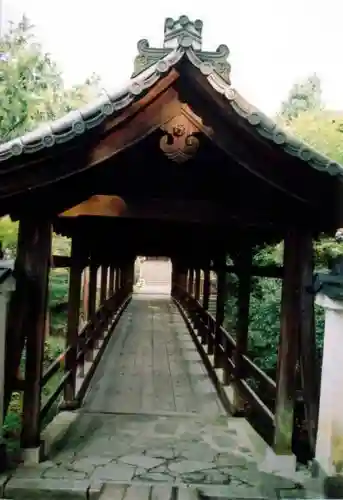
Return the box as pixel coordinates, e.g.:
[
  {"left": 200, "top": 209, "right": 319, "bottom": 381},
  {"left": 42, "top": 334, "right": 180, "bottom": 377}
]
[{"left": 84, "top": 295, "right": 224, "bottom": 416}]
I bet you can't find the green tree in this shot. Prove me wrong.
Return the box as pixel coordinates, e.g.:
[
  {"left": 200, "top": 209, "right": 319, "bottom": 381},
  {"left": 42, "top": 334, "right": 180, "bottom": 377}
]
[
  {"left": 0, "top": 16, "right": 100, "bottom": 257},
  {"left": 0, "top": 16, "right": 100, "bottom": 143},
  {"left": 282, "top": 110, "right": 343, "bottom": 164},
  {"left": 0, "top": 216, "right": 18, "bottom": 258},
  {"left": 279, "top": 73, "right": 322, "bottom": 122}
]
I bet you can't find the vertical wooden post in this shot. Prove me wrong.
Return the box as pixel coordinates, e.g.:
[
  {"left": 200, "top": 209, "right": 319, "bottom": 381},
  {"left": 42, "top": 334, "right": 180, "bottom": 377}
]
[
  {"left": 115, "top": 267, "right": 120, "bottom": 291},
  {"left": 109, "top": 264, "right": 115, "bottom": 297},
  {"left": 171, "top": 260, "right": 176, "bottom": 295},
  {"left": 299, "top": 232, "right": 319, "bottom": 453},
  {"left": 85, "top": 261, "right": 98, "bottom": 362},
  {"left": 203, "top": 267, "right": 210, "bottom": 310},
  {"left": 214, "top": 255, "right": 227, "bottom": 368},
  {"left": 64, "top": 235, "right": 83, "bottom": 406},
  {"left": 100, "top": 264, "right": 107, "bottom": 305},
  {"left": 21, "top": 219, "right": 52, "bottom": 450},
  {"left": 88, "top": 262, "right": 97, "bottom": 320},
  {"left": 231, "top": 247, "right": 252, "bottom": 402},
  {"left": 82, "top": 267, "right": 89, "bottom": 321},
  {"left": 195, "top": 268, "right": 201, "bottom": 301},
  {"left": 188, "top": 269, "right": 194, "bottom": 296},
  {"left": 273, "top": 229, "right": 302, "bottom": 456}
]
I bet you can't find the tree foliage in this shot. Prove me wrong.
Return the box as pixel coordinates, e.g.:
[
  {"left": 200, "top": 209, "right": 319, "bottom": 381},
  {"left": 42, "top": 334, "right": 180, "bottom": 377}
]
[
  {"left": 279, "top": 73, "right": 322, "bottom": 122},
  {"left": 0, "top": 16, "right": 100, "bottom": 143},
  {"left": 0, "top": 16, "right": 100, "bottom": 257}
]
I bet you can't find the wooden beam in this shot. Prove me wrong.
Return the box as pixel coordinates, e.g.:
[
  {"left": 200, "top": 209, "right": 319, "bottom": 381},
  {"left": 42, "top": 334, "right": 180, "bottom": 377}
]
[
  {"left": 51, "top": 255, "right": 71, "bottom": 268},
  {"left": 20, "top": 219, "right": 52, "bottom": 449},
  {"left": 211, "top": 263, "right": 283, "bottom": 279}
]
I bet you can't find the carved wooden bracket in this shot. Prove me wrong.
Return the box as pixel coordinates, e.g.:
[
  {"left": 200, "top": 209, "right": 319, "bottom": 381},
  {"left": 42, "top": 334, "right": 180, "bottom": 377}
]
[{"left": 160, "top": 115, "right": 199, "bottom": 163}]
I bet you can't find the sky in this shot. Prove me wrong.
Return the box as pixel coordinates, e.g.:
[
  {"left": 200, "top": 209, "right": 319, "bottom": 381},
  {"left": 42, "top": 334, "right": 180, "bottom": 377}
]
[{"left": 2, "top": 0, "right": 343, "bottom": 116}]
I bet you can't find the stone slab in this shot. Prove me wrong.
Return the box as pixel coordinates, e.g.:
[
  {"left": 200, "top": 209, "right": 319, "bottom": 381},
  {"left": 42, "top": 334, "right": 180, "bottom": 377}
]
[{"left": 4, "top": 477, "right": 89, "bottom": 499}]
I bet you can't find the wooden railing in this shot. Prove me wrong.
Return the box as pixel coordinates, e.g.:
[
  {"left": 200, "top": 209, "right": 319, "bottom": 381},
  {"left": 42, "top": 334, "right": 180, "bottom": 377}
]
[
  {"left": 39, "top": 285, "right": 131, "bottom": 425},
  {"left": 172, "top": 285, "right": 276, "bottom": 442}
]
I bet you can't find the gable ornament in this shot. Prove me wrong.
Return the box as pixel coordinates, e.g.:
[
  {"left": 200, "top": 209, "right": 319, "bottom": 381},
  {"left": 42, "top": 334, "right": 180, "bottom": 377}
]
[{"left": 159, "top": 115, "right": 199, "bottom": 163}]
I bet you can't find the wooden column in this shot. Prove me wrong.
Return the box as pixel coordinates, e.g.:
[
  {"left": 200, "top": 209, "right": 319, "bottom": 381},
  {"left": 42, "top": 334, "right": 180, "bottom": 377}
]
[
  {"left": 188, "top": 269, "right": 194, "bottom": 296},
  {"left": 82, "top": 267, "right": 89, "bottom": 321},
  {"left": 64, "top": 235, "right": 83, "bottom": 406},
  {"left": 100, "top": 265, "right": 108, "bottom": 305},
  {"left": 20, "top": 219, "right": 52, "bottom": 449},
  {"left": 214, "top": 255, "right": 227, "bottom": 368},
  {"left": 171, "top": 260, "right": 176, "bottom": 295},
  {"left": 115, "top": 268, "right": 120, "bottom": 291},
  {"left": 231, "top": 247, "right": 252, "bottom": 403},
  {"left": 273, "top": 229, "right": 303, "bottom": 456},
  {"left": 203, "top": 268, "right": 210, "bottom": 310},
  {"left": 88, "top": 262, "right": 98, "bottom": 320},
  {"left": 299, "top": 232, "right": 319, "bottom": 452},
  {"left": 108, "top": 264, "right": 115, "bottom": 297},
  {"left": 195, "top": 269, "right": 201, "bottom": 301},
  {"left": 126, "top": 260, "right": 134, "bottom": 293}
]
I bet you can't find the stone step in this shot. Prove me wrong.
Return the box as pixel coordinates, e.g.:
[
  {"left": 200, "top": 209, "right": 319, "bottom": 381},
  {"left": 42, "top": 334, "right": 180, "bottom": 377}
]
[{"left": 98, "top": 484, "right": 200, "bottom": 500}]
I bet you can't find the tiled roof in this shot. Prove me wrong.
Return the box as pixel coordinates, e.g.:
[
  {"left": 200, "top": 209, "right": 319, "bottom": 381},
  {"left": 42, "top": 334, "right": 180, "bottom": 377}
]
[{"left": 0, "top": 15, "right": 342, "bottom": 178}]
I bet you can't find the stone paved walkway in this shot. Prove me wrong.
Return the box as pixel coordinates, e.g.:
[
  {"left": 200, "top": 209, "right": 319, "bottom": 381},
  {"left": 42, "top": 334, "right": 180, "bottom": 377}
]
[{"left": 3, "top": 296, "right": 317, "bottom": 499}]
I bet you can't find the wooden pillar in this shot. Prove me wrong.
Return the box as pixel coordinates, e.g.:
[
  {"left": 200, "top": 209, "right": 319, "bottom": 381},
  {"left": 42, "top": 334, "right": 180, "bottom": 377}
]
[
  {"left": 171, "top": 260, "right": 176, "bottom": 295},
  {"left": 126, "top": 260, "right": 134, "bottom": 293},
  {"left": 100, "top": 264, "right": 107, "bottom": 305},
  {"left": 82, "top": 267, "right": 89, "bottom": 321},
  {"left": 195, "top": 268, "right": 201, "bottom": 301},
  {"left": 299, "top": 232, "right": 319, "bottom": 453},
  {"left": 214, "top": 255, "right": 227, "bottom": 368},
  {"left": 64, "top": 235, "right": 83, "bottom": 406},
  {"left": 115, "top": 267, "right": 120, "bottom": 291},
  {"left": 273, "top": 229, "right": 303, "bottom": 457},
  {"left": 88, "top": 262, "right": 97, "bottom": 320},
  {"left": 203, "top": 268, "right": 210, "bottom": 310},
  {"left": 109, "top": 264, "right": 115, "bottom": 297},
  {"left": 231, "top": 247, "right": 252, "bottom": 403},
  {"left": 21, "top": 219, "right": 52, "bottom": 450},
  {"left": 188, "top": 269, "right": 194, "bottom": 296}
]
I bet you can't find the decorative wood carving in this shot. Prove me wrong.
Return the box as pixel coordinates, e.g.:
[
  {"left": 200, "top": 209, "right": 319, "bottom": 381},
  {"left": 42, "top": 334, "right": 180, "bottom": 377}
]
[{"left": 160, "top": 115, "right": 199, "bottom": 163}]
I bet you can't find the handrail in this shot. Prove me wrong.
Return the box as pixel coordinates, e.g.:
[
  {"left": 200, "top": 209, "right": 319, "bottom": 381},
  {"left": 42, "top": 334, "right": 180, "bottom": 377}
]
[
  {"left": 242, "top": 354, "right": 276, "bottom": 391},
  {"left": 39, "top": 286, "right": 132, "bottom": 425},
  {"left": 172, "top": 284, "right": 276, "bottom": 436}
]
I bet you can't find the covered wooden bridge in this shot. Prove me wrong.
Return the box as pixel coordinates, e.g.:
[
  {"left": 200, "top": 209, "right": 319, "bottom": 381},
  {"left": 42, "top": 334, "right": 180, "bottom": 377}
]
[{"left": 0, "top": 14, "right": 343, "bottom": 498}]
